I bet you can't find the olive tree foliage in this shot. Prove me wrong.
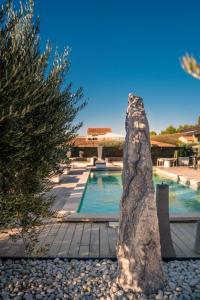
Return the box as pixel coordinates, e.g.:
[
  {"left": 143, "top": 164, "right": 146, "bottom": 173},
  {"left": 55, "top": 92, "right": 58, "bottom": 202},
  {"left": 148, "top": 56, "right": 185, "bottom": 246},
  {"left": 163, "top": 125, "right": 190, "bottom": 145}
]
[
  {"left": 0, "top": 0, "right": 85, "bottom": 254},
  {"left": 181, "top": 54, "right": 200, "bottom": 80}
]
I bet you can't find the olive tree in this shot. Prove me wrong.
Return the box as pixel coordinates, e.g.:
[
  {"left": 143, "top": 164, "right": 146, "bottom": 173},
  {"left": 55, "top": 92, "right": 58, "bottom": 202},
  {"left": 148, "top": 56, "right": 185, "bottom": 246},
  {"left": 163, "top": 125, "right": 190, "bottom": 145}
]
[{"left": 0, "top": 0, "right": 85, "bottom": 254}]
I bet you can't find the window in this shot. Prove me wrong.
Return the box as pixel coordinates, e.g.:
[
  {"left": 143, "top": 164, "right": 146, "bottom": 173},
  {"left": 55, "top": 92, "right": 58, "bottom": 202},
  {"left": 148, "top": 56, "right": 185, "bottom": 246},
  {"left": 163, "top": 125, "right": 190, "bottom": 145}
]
[{"left": 88, "top": 137, "right": 98, "bottom": 141}]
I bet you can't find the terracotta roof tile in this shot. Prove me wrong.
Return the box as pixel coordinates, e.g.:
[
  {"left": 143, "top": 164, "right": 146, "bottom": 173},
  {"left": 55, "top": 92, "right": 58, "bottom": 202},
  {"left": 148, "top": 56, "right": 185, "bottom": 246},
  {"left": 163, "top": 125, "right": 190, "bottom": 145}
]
[
  {"left": 151, "top": 140, "right": 176, "bottom": 147},
  {"left": 87, "top": 128, "right": 112, "bottom": 135}
]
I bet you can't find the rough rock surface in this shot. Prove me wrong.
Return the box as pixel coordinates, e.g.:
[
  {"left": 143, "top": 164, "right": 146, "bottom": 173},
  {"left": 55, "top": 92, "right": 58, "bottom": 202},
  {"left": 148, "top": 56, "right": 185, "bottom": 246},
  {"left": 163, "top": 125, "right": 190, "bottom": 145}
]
[
  {"left": 117, "top": 94, "right": 164, "bottom": 294},
  {"left": 1, "top": 259, "right": 200, "bottom": 299}
]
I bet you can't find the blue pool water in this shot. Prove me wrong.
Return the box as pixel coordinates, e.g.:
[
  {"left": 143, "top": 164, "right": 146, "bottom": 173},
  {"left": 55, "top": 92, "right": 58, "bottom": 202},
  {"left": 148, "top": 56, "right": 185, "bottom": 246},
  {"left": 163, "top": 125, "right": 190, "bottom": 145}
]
[{"left": 78, "top": 171, "right": 200, "bottom": 214}]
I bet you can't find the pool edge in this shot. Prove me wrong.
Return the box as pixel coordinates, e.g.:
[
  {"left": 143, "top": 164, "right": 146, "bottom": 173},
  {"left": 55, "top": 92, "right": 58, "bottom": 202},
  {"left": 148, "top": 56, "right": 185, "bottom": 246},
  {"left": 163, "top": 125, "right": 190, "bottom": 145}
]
[
  {"left": 65, "top": 212, "right": 200, "bottom": 223},
  {"left": 61, "top": 167, "right": 200, "bottom": 223}
]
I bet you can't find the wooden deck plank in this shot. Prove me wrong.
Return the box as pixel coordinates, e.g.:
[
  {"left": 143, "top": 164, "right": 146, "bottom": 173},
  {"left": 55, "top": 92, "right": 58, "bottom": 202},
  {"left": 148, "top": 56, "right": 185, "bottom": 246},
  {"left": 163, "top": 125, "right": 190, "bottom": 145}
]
[
  {"left": 171, "top": 224, "right": 192, "bottom": 256},
  {"left": 80, "top": 223, "right": 92, "bottom": 246},
  {"left": 174, "top": 223, "right": 200, "bottom": 258},
  {"left": 48, "top": 223, "right": 61, "bottom": 235},
  {"left": 175, "top": 223, "right": 196, "bottom": 247},
  {"left": 41, "top": 224, "right": 61, "bottom": 253},
  {"left": 78, "top": 223, "right": 92, "bottom": 257},
  {"left": 107, "top": 227, "right": 117, "bottom": 257},
  {"left": 58, "top": 223, "right": 76, "bottom": 256},
  {"left": 48, "top": 223, "right": 69, "bottom": 256},
  {"left": 79, "top": 245, "right": 90, "bottom": 257},
  {"left": 171, "top": 231, "right": 187, "bottom": 257},
  {"left": 34, "top": 224, "right": 53, "bottom": 253},
  {"left": 172, "top": 241, "right": 186, "bottom": 257},
  {"left": 42, "top": 235, "right": 57, "bottom": 252},
  {"left": 171, "top": 224, "right": 199, "bottom": 257},
  {"left": 0, "top": 235, "right": 9, "bottom": 249},
  {"left": 1, "top": 222, "right": 200, "bottom": 258},
  {"left": 181, "top": 223, "right": 196, "bottom": 238},
  {"left": 89, "top": 223, "right": 100, "bottom": 257},
  {"left": 68, "top": 223, "right": 84, "bottom": 257},
  {"left": 0, "top": 243, "right": 12, "bottom": 256},
  {"left": 99, "top": 223, "right": 110, "bottom": 257},
  {"left": 5, "top": 239, "right": 25, "bottom": 257},
  {"left": 37, "top": 224, "right": 51, "bottom": 241}
]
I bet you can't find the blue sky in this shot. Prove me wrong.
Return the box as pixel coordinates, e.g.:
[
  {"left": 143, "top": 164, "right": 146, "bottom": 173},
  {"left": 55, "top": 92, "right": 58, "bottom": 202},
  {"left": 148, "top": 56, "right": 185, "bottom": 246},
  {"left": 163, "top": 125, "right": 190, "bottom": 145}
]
[{"left": 34, "top": 1, "right": 200, "bottom": 134}]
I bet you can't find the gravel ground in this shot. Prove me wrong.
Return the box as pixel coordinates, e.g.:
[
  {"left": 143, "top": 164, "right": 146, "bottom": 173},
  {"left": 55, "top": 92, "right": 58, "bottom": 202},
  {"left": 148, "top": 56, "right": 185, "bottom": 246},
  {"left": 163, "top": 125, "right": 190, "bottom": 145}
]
[{"left": 1, "top": 258, "right": 200, "bottom": 300}]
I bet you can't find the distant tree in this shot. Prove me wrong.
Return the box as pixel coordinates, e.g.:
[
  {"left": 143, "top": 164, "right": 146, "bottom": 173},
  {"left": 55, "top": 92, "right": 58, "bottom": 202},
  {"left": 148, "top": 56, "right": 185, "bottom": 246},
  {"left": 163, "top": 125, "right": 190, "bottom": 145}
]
[
  {"left": 150, "top": 130, "right": 157, "bottom": 136},
  {"left": 198, "top": 116, "right": 200, "bottom": 126},
  {"left": 176, "top": 124, "right": 193, "bottom": 132},
  {"left": 160, "top": 125, "right": 177, "bottom": 135},
  {"left": 0, "top": 0, "right": 85, "bottom": 253},
  {"left": 178, "top": 144, "right": 193, "bottom": 157}
]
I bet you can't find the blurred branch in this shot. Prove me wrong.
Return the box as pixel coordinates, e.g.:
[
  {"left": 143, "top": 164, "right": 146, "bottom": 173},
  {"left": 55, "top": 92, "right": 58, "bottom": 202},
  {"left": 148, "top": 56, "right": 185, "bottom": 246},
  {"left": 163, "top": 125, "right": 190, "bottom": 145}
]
[{"left": 181, "top": 54, "right": 200, "bottom": 80}]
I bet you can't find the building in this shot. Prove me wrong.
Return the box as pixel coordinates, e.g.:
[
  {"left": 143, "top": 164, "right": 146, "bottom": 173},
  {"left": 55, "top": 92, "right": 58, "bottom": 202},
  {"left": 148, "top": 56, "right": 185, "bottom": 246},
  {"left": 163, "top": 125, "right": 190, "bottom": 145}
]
[
  {"left": 74, "top": 128, "right": 124, "bottom": 147},
  {"left": 150, "top": 126, "right": 200, "bottom": 148},
  {"left": 74, "top": 126, "right": 200, "bottom": 149},
  {"left": 87, "top": 128, "right": 112, "bottom": 136}
]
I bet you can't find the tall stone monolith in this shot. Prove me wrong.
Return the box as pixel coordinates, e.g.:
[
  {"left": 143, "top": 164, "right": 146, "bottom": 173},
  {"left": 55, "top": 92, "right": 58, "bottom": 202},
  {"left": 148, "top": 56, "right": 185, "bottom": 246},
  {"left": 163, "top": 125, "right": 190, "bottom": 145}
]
[{"left": 117, "top": 94, "right": 165, "bottom": 295}]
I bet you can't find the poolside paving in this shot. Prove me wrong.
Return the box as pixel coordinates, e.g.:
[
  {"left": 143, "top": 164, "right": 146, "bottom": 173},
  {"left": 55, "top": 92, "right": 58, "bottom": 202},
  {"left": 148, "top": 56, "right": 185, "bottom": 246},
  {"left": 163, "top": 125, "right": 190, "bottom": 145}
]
[
  {"left": 162, "top": 166, "right": 200, "bottom": 181},
  {"left": 156, "top": 166, "right": 200, "bottom": 189},
  {"left": 0, "top": 222, "right": 200, "bottom": 259},
  {"left": 48, "top": 168, "right": 87, "bottom": 212}
]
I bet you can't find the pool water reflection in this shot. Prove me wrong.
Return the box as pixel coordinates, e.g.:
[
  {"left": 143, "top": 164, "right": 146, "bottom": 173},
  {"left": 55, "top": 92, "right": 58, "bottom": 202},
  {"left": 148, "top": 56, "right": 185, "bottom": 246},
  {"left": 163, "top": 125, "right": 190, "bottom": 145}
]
[{"left": 78, "top": 171, "right": 200, "bottom": 214}]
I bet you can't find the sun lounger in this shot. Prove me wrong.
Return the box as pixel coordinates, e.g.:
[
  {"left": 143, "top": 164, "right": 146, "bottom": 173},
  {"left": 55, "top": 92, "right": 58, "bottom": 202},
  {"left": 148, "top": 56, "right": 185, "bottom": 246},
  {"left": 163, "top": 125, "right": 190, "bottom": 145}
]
[{"left": 157, "top": 157, "right": 177, "bottom": 167}]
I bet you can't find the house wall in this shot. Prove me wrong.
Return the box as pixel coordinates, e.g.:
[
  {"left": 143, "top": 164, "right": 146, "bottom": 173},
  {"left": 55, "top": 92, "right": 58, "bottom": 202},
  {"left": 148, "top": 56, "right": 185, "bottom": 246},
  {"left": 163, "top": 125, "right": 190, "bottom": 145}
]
[
  {"left": 71, "top": 147, "right": 123, "bottom": 158},
  {"left": 71, "top": 146, "right": 183, "bottom": 165}
]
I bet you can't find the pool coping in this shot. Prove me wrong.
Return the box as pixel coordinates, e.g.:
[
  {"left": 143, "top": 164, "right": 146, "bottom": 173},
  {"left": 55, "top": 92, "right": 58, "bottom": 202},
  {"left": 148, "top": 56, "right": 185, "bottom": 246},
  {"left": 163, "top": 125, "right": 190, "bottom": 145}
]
[
  {"left": 65, "top": 212, "right": 200, "bottom": 223},
  {"left": 57, "top": 169, "right": 90, "bottom": 216},
  {"left": 155, "top": 167, "right": 200, "bottom": 190},
  {"left": 60, "top": 166, "right": 200, "bottom": 223}
]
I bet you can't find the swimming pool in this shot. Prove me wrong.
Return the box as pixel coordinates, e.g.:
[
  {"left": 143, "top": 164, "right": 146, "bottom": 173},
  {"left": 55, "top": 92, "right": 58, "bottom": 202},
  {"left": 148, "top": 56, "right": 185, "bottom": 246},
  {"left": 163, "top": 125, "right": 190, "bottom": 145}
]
[{"left": 78, "top": 171, "right": 200, "bottom": 214}]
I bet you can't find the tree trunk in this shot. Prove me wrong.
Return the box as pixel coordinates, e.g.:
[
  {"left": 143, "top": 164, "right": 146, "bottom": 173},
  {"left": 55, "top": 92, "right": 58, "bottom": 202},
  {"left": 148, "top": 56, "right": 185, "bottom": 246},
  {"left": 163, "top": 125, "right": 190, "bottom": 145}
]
[{"left": 117, "top": 94, "right": 165, "bottom": 295}]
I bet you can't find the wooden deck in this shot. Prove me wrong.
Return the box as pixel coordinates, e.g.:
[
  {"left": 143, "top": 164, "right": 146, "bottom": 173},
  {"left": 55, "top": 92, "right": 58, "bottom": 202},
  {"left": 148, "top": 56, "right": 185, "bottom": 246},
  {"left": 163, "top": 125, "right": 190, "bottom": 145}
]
[{"left": 0, "top": 222, "right": 200, "bottom": 259}]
